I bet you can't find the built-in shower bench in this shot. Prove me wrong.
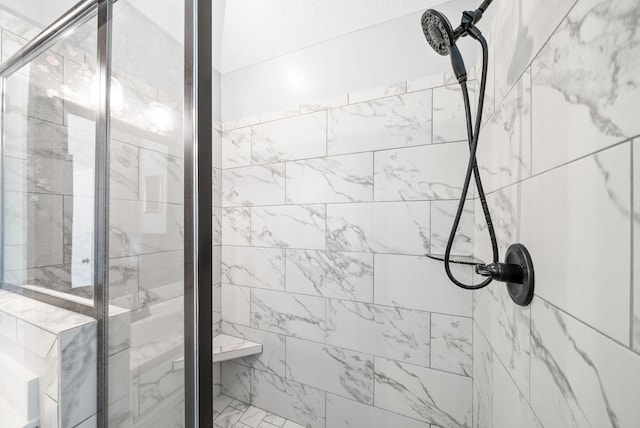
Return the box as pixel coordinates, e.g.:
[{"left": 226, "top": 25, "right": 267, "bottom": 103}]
[{"left": 172, "top": 334, "right": 262, "bottom": 370}]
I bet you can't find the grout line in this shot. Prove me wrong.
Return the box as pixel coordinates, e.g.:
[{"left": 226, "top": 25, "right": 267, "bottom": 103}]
[
  {"left": 221, "top": 139, "right": 468, "bottom": 173},
  {"left": 220, "top": 280, "right": 472, "bottom": 318}
]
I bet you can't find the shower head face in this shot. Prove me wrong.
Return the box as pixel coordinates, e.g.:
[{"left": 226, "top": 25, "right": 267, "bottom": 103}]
[{"left": 421, "top": 9, "right": 455, "bottom": 56}]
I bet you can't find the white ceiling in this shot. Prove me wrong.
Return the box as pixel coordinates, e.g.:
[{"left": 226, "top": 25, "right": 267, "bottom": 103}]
[{"left": 219, "top": 0, "right": 443, "bottom": 72}]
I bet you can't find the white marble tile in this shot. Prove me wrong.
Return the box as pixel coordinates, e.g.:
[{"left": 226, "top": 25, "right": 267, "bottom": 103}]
[
  {"left": 530, "top": 0, "right": 639, "bottom": 174},
  {"left": 251, "top": 205, "right": 325, "bottom": 250},
  {"left": 216, "top": 333, "right": 261, "bottom": 365},
  {"left": 0, "top": 311, "right": 18, "bottom": 341},
  {"left": 74, "top": 414, "right": 97, "bottom": 428},
  {"left": 493, "top": 0, "right": 576, "bottom": 103},
  {"left": 492, "top": 356, "right": 541, "bottom": 428},
  {"left": 431, "top": 199, "right": 474, "bottom": 257},
  {"left": 348, "top": 81, "right": 407, "bottom": 104},
  {"left": 59, "top": 323, "right": 97, "bottom": 428},
  {"left": 252, "top": 112, "right": 326, "bottom": 164},
  {"left": 221, "top": 361, "right": 251, "bottom": 404},
  {"left": 16, "top": 316, "right": 57, "bottom": 358},
  {"left": 262, "top": 412, "right": 287, "bottom": 427},
  {"left": 222, "top": 246, "right": 285, "bottom": 290},
  {"left": 326, "top": 394, "right": 430, "bottom": 428},
  {"left": 4, "top": 192, "right": 64, "bottom": 269},
  {"left": 326, "top": 299, "right": 430, "bottom": 367},
  {"left": 286, "top": 249, "right": 373, "bottom": 302},
  {"left": 286, "top": 153, "right": 373, "bottom": 204},
  {"left": 259, "top": 108, "right": 299, "bottom": 123},
  {"left": 300, "top": 94, "right": 348, "bottom": 114},
  {"left": 109, "top": 200, "right": 183, "bottom": 257},
  {"left": 222, "top": 208, "right": 252, "bottom": 246},
  {"left": 223, "top": 164, "right": 286, "bottom": 207},
  {"left": 215, "top": 403, "right": 247, "bottom": 428},
  {"left": 433, "top": 84, "right": 471, "bottom": 144},
  {"left": 239, "top": 405, "right": 268, "bottom": 428},
  {"left": 477, "top": 68, "right": 531, "bottom": 193},
  {"left": 43, "top": 393, "right": 59, "bottom": 428},
  {"left": 285, "top": 337, "right": 374, "bottom": 404},
  {"left": 213, "top": 128, "right": 223, "bottom": 169},
  {"left": 221, "top": 322, "right": 286, "bottom": 377},
  {"left": 328, "top": 91, "right": 432, "bottom": 155},
  {"left": 520, "top": 143, "right": 631, "bottom": 342},
  {"left": 472, "top": 323, "right": 493, "bottom": 428},
  {"left": 108, "top": 395, "right": 130, "bottom": 428},
  {"left": 374, "top": 357, "right": 472, "bottom": 428},
  {"left": 109, "top": 256, "right": 139, "bottom": 311},
  {"left": 108, "top": 349, "right": 130, "bottom": 404},
  {"left": 326, "top": 201, "right": 430, "bottom": 255},
  {"left": 222, "top": 127, "right": 252, "bottom": 168},
  {"left": 431, "top": 314, "right": 472, "bottom": 377},
  {"left": 251, "top": 369, "right": 325, "bottom": 428},
  {"left": 222, "top": 284, "right": 251, "bottom": 326},
  {"left": 139, "top": 148, "right": 183, "bottom": 205},
  {"left": 530, "top": 299, "right": 640, "bottom": 428},
  {"left": 0, "top": 290, "right": 94, "bottom": 335},
  {"left": 473, "top": 277, "right": 531, "bottom": 399},
  {"left": 374, "top": 254, "right": 473, "bottom": 317},
  {"left": 214, "top": 169, "right": 223, "bottom": 208},
  {"left": 250, "top": 289, "right": 325, "bottom": 343},
  {"left": 137, "top": 347, "right": 184, "bottom": 416},
  {"left": 214, "top": 206, "right": 223, "bottom": 245},
  {"left": 635, "top": 143, "right": 640, "bottom": 352},
  {"left": 110, "top": 140, "right": 139, "bottom": 200},
  {"left": 4, "top": 150, "right": 74, "bottom": 196},
  {"left": 224, "top": 115, "right": 260, "bottom": 132},
  {"left": 213, "top": 394, "right": 234, "bottom": 413},
  {"left": 407, "top": 72, "right": 465, "bottom": 93},
  {"left": 138, "top": 250, "right": 183, "bottom": 308},
  {"left": 374, "top": 142, "right": 469, "bottom": 201}
]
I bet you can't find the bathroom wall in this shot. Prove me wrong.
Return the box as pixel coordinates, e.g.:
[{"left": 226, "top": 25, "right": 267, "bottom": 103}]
[
  {"left": 470, "top": 0, "right": 640, "bottom": 427},
  {"left": 220, "top": 0, "right": 476, "bottom": 122},
  {"left": 218, "top": 73, "right": 481, "bottom": 428}
]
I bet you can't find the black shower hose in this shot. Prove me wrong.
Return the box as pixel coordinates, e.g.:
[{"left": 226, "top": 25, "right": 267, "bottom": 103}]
[{"left": 428, "top": 31, "right": 499, "bottom": 290}]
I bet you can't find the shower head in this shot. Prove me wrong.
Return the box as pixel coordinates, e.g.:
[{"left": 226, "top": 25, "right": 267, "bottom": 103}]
[{"left": 421, "top": 9, "right": 455, "bottom": 56}]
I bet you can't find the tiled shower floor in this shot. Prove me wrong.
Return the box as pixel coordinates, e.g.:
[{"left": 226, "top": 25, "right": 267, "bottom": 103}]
[{"left": 213, "top": 395, "right": 304, "bottom": 428}]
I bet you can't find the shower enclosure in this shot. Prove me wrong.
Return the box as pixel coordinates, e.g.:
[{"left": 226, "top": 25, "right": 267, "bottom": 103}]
[{"left": 0, "top": 0, "right": 213, "bottom": 426}]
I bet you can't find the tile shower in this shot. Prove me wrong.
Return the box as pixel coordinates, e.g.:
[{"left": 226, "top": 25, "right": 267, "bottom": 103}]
[
  {"left": 213, "top": 0, "right": 640, "bottom": 427},
  {"left": 214, "top": 73, "right": 478, "bottom": 428},
  {"left": 0, "top": 0, "right": 639, "bottom": 426}
]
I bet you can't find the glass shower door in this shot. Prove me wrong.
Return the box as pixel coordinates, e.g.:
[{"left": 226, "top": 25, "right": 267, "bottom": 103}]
[
  {"left": 0, "top": 10, "right": 101, "bottom": 428},
  {"left": 107, "top": 1, "right": 187, "bottom": 427}
]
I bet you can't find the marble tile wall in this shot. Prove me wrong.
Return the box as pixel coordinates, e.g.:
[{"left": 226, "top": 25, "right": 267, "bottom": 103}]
[
  {"left": 471, "top": 0, "right": 640, "bottom": 427},
  {"left": 219, "top": 77, "right": 476, "bottom": 428},
  {"left": 0, "top": 290, "right": 97, "bottom": 428}
]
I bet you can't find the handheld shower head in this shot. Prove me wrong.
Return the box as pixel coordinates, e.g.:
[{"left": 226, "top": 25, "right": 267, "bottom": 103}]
[{"left": 421, "top": 9, "right": 455, "bottom": 56}]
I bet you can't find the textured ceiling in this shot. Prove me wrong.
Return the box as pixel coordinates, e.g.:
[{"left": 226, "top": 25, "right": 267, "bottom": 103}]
[{"left": 220, "top": 0, "right": 442, "bottom": 72}]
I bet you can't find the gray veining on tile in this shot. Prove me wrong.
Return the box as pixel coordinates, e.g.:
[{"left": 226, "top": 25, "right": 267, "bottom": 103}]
[
  {"left": 223, "top": 164, "right": 286, "bottom": 207},
  {"left": 251, "top": 205, "right": 325, "bottom": 250},
  {"left": 251, "top": 289, "right": 325, "bottom": 343},
  {"left": 327, "top": 299, "right": 431, "bottom": 367},
  {"left": 431, "top": 314, "right": 472, "bottom": 377},
  {"left": 286, "top": 153, "right": 373, "bottom": 204},
  {"left": 285, "top": 337, "right": 374, "bottom": 404},
  {"left": 374, "top": 357, "right": 472, "bottom": 428},
  {"left": 328, "top": 91, "right": 432, "bottom": 155},
  {"left": 285, "top": 249, "right": 373, "bottom": 302},
  {"left": 531, "top": 0, "right": 639, "bottom": 174}
]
